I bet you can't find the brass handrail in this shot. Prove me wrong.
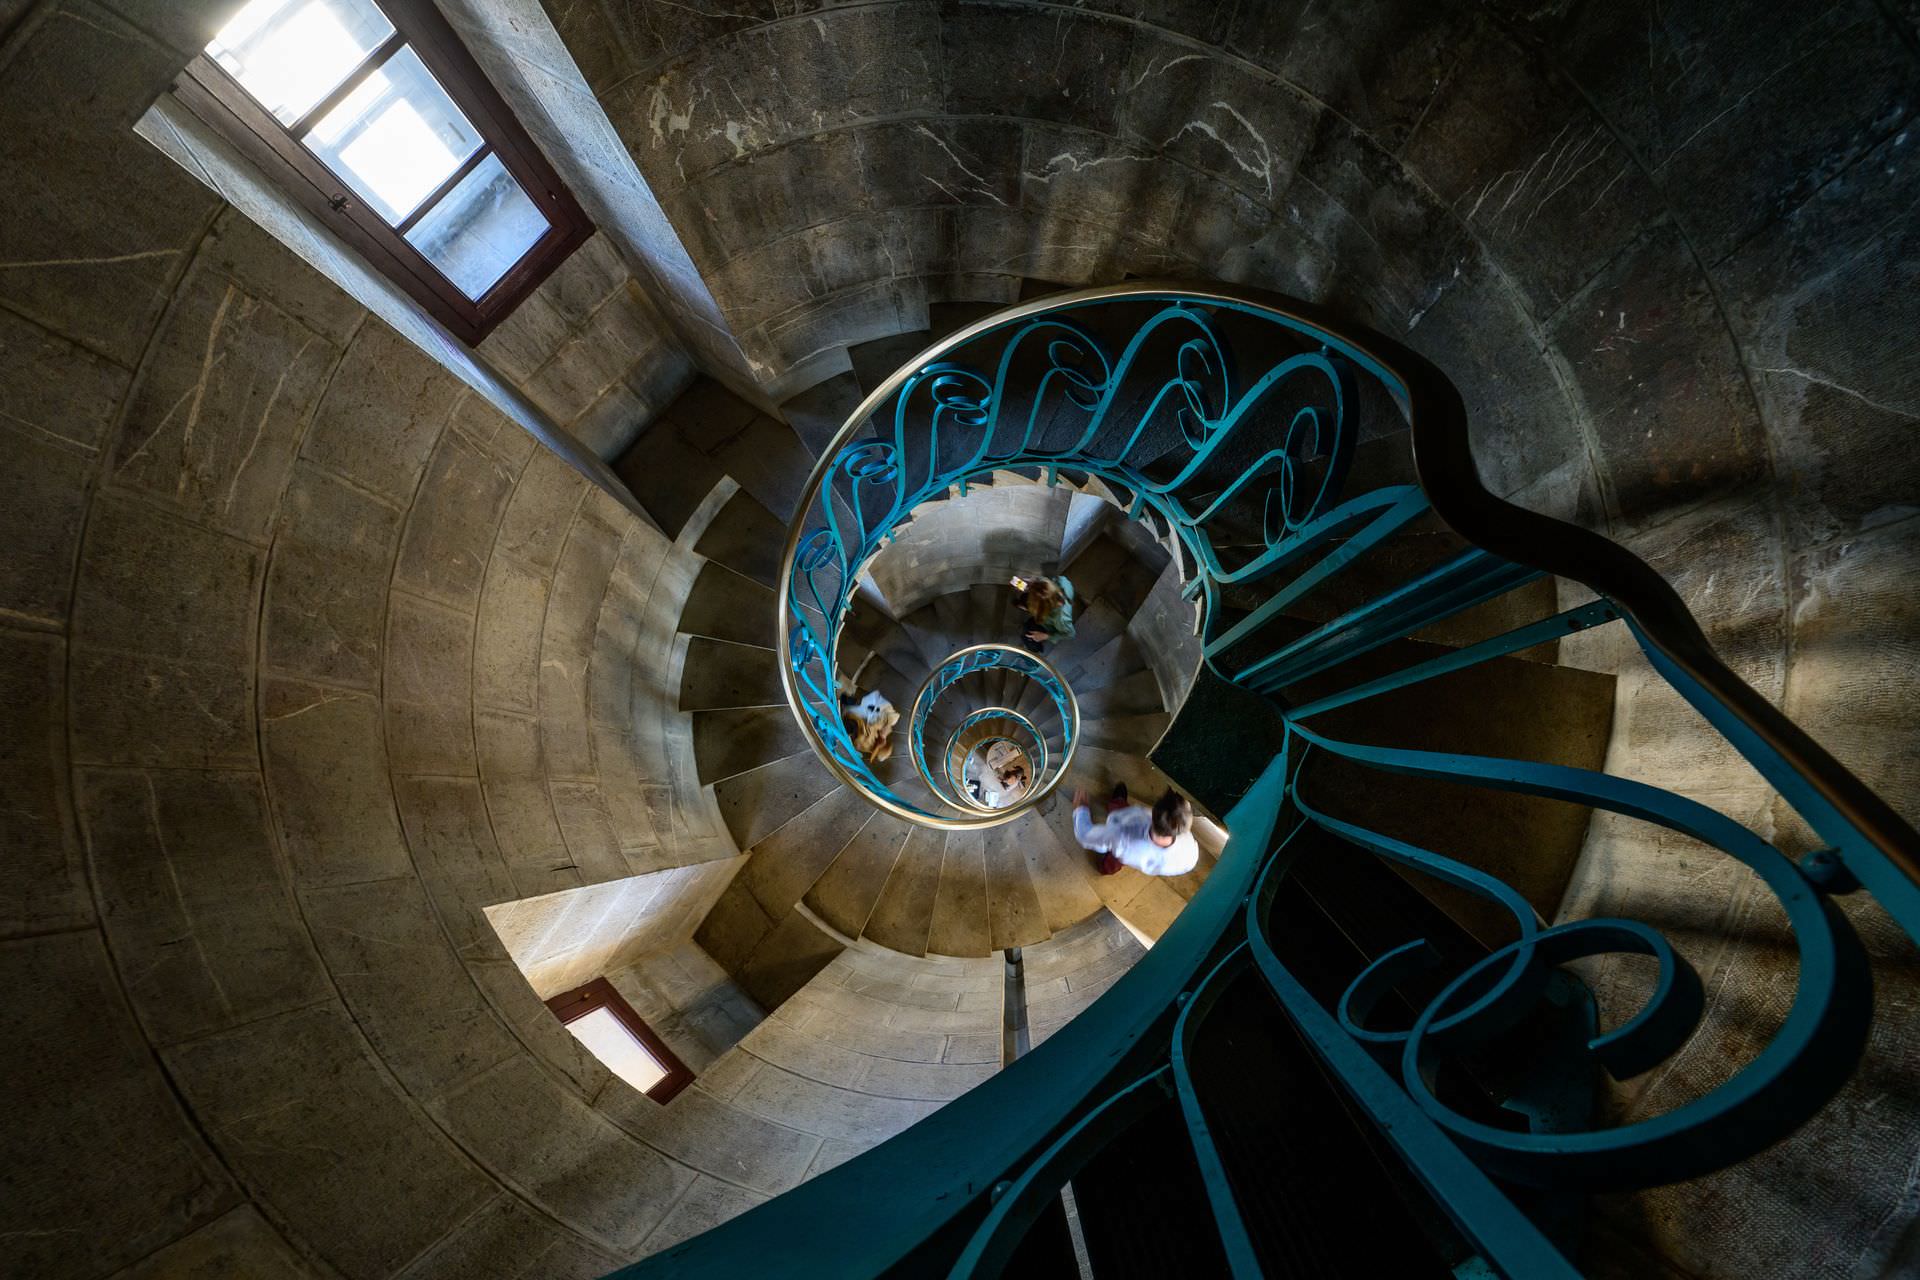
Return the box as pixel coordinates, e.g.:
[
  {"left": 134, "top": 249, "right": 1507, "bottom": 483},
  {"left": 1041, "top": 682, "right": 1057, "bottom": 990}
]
[
  {"left": 773, "top": 277, "right": 1920, "bottom": 889},
  {"left": 904, "top": 645, "right": 1079, "bottom": 823}
]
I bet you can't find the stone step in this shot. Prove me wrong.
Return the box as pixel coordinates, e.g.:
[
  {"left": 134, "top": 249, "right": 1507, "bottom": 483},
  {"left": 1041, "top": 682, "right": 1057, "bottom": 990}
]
[
  {"left": 694, "top": 885, "right": 845, "bottom": 1011},
  {"left": 713, "top": 749, "right": 843, "bottom": 850},
  {"left": 1080, "top": 711, "right": 1172, "bottom": 756},
  {"left": 983, "top": 820, "right": 1050, "bottom": 951},
  {"left": 735, "top": 788, "right": 877, "bottom": 919},
  {"left": 1010, "top": 810, "right": 1107, "bottom": 934},
  {"left": 678, "top": 559, "right": 777, "bottom": 647},
  {"left": 926, "top": 829, "right": 992, "bottom": 958},
  {"left": 678, "top": 636, "right": 783, "bottom": 712},
  {"left": 692, "top": 705, "right": 811, "bottom": 785},
  {"left": 693, "top": 487, "right": 787, "bottom": 591},
  {"left": 861, "top": 827, "right": 946, "bottom": 956},
  {"left": 1075, "top": 666, "right": 1165, "bottom": 719},
  {"left": 805, "top": 812, "right": 916, "bottom": 939},
  {"left": 779, "top": 369, "right": 866, "bottom": 458},
  {"left": 847, "top": 330, "right": 935, "bottom": 400}
]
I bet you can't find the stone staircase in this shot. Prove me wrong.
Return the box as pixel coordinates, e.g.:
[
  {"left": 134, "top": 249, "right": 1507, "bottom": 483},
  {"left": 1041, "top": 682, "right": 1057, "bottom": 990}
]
[
  {"left": 611, "top": 285, "right": 1618, "bottom": 1029},
  {"left": 680, "top": 480, "right": 1223, "bottom": 1006}
]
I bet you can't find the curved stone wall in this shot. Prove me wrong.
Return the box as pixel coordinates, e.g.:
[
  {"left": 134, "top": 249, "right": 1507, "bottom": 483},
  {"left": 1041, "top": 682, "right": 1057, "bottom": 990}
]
[
  {"left": 0, "top": 10, "right": 817, "bottom": 1269},
  {"left": 1, "top": 0, "right": 1915, "bottom": 1275}
]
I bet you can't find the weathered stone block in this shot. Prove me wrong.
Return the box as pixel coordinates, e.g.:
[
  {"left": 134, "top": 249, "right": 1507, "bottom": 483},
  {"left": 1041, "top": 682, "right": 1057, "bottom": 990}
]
[
  {"left": 69, "top": 647, "right": 258, "bottom": 768},
  {"left": 1549, "top": 224, "right": 1766, "bottom": 521},
  {"left": 383, "top": 591, "right": 478, "bottom": 776},
  {"left": 947, "top": 3, "right": 1132, "bottom": 132},
  {"left": 478, "top": 287, "right": 572, "bottom": 384},
  {"left": 302, "top": 321, "right": 455, "bottom": 504},
  {"left": 474, "top": 556, "right": 551, "bottom": 713},
  {"left": 0, "top": 931, "right": 237, "bottom": 1280},
  {"left": 0, "top": 431, "right": 100, "bottom": 629},
  {"left": 198, "top": 208, "right": 365, "bottom": 347},
  {"left": 728, "top": 1058, "right": 938, "bottom": 1143},
  {"left": 0, "top": 6, "right": 218, "bottom": 365},
  {"left": 448, "top": 387, "right": 538, "bottom": 475},
  {"left": 164, "top": 1003, "right": 495, "bottom": 1279},
  {"left": 261, "top": 678, "right": 412, "bottom": 887},
  {"left": 79, "top": 767, "right": 328, "bottom": 1046},
  {"left": 264, "top": 462, "right": 402, "bottom": 688},
  {"left": 601, "top": 1077, "right": 822, "bottom": 1196},
  {"left": 0, "top": 630, "right": 90, "bottom": 937},
  {"left": 0, "top": 303, "right": 131, "bottom": 454},
  {"left": 395, "top": 774, "right": 522, "bottom": 957},
  {"left": 1716, "top": 122, "right": 1920, "bottom": 550},
  {"left": 638, "top": 4, "right": 940, "bottom": 182},
  {"left": 74, "top": 491, "right": 261, "bottom": 664},
  {"left": 497, "top": 447, "right": 588, "bottom": 570},
  {"left": 1399, "top": 28, "right": 1661, "bottom": 320},
  {"left": 395, "top": 429, "right": 515, "bottom": 611},
  {"left": 395, "top": 1194, "right": 620, "bottom": 1280},
  {"left": 551, "top": 781, "right": 630, "bottom": 884},
  {"left": 1119, "top": 36, "right": 1320, "bottom": 205},
  {"left": 430, "top": 1055, "right": 695, "bottom": 1253},
  {"left": 301, "top": 876, "right": 520, "bottom": 1096},
  {"left": 1226, "top": 0, "right": 1469, "bottom": 151},
  {"left": 113, "top": 266, "right": 337, "bottom": 543},
  {"left": 115, "top": 1205, "right": 319, "bottom": 1280},
  {"left": 1551, "top": 2, "right": 1911, "bottom": 262},
  {"left": 640, "top": 1174, "right": 767, "bottom": 1253}
]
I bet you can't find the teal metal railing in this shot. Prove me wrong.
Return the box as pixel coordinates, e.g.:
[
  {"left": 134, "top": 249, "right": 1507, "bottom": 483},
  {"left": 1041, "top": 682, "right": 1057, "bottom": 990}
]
[
  {"left": 634, "top": 282, "right": 1920, "bottom": 1277},
  {"left": 906, "top": 643, "right": 1076, "bottom": 814}
]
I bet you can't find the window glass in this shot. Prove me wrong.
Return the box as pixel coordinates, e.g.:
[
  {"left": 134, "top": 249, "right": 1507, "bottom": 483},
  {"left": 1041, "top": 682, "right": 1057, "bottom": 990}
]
[
  {"left": 207, "top": 0, "right": 394, "bottom": 126},
  {"left": 405, "top": 152, "right": 548, "bottom": 298},
  {"left": 563, "top": 1007, "right": 669, "bottom": 1093},
  {"left": 303, "top": 45, "right": 483, "bottom": 225}
]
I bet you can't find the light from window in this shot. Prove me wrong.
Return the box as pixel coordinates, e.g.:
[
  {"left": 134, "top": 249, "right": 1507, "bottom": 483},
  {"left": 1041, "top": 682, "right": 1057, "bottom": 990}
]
[
  {"left": 563, "top": 1006, "right": 670, "bottom": 1094},
  {"left": 199, "top": 0, "right": 557, "bottom": 303},
  {"left": 305, "top": 46, "right": 483, "bottom": 224},
  {"left": 406, "top": 152, "right": 550, "bottom": 296},
  {"left": 208, "top": 0, "right": 394, "bottom": 126}
]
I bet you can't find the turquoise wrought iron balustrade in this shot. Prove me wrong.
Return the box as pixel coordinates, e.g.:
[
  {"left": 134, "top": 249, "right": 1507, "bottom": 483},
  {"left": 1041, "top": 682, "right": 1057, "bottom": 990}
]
[
  {"left": 939, "top": 716, "right": 1045, "bottom": 812},
  {"left": 906, "top": 643, "right": 1074, "bottom": 814},
  {"left": 648, "top": 280, "right": 1920, "bottom": 1278}
]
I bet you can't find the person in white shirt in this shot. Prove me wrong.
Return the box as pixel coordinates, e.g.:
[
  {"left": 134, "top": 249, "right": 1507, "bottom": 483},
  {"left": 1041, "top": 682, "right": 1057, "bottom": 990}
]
[
  {"left": 1071, "top": 783, "right": 1199, "bottom": 877},
  {"left": 840, "top": 689, "right": 898, "bottom": 763}
]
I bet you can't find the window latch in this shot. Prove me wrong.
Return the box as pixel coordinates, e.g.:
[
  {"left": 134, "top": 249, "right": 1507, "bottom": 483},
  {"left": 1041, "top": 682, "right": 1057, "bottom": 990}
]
[{"left": 328, "top": 194, "right": 350, "bottom": 213}]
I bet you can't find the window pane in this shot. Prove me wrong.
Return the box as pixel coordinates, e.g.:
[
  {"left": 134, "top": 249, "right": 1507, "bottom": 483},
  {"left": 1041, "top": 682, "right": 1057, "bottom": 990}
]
[
  {"left": 207, "top": 0, "right": 394, "bottom": 126},
  {"left": 564, "top": 1008, "right": 669, "bottom": 1094},
  {"left": 303, "top": 46, "right": 483, "bottom": 225},
  {"left": 406, "top": 153, "right": 549, "bottom": 299}
]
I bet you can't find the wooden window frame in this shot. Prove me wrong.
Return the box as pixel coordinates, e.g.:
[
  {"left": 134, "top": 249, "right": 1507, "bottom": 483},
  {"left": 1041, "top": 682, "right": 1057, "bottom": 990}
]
[
  {"left": 546, "top": 978, "right": 694, "bottom": 1104},
  {"left": 172, "top": 0, "right": 593, "bottom": 344}
]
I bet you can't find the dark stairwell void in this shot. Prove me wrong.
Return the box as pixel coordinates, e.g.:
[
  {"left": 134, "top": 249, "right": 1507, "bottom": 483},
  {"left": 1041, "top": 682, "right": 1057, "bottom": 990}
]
[{"left": 1, "top": 0, "right": 1918, "bottom": 1278}]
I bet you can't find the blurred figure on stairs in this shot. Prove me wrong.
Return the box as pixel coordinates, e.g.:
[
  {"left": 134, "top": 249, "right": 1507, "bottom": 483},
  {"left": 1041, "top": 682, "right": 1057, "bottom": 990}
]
[
  {"left": 841, "top": 689, "right": 899, "bottom": 763},
  {"left": 1070, "top": 784, "right": 1198, "bottom": 877},
  {"left": 1014, "top": 574, "right": 1076, "bottom": 653}
]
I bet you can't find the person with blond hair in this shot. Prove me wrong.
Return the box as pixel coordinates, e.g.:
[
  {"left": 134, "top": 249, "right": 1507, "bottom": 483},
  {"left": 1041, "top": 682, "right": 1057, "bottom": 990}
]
[
  {"left": 1069, "top": 783, "right": 1198, "bottom": 877},
  {"left": 841, "top": 689, "right": 898, "bottom": 763},
  {"left": 1016, "top": 574, "right": 1075, "bottom": 653}
]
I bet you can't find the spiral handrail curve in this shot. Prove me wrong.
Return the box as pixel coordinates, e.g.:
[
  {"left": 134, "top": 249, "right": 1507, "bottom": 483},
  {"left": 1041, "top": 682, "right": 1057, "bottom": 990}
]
[{"left": 652, "top": 279, "right": 1920, "bottom": 1280}]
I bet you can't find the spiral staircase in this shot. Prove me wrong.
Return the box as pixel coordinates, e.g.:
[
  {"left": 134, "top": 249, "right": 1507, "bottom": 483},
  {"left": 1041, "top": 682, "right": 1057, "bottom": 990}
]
[
  {"left": 588, "top": 281, "right": 1920, "bottom": 1278},
  {"left": 616, "top": 303, "right": 1231, "bottom": 1014}
]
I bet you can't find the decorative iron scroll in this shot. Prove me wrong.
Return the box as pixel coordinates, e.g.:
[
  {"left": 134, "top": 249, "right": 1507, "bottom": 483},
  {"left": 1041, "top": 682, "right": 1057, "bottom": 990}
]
[{"left": 715, "top": 282, "right": 1920, "bottom": 1280}]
